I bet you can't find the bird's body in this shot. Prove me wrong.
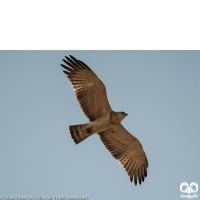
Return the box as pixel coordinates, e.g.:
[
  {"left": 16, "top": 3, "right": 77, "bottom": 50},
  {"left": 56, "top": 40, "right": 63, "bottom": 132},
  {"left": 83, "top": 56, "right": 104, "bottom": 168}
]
[
  {"left": 61, "top": 55, "right": 148, "bottom": 185},
  {"left": 69, "top": 111, "right": 127, "bottom": 144}
]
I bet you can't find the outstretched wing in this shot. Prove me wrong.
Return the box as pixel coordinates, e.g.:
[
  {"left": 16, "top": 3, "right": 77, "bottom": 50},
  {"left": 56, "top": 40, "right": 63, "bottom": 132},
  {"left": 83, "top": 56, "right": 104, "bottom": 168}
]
[
  {"left": 61, "top": 55, "right": 112, "bottom": 121},
  {"left": 98, "top": 124, "right": 148, "bottom": 185}
]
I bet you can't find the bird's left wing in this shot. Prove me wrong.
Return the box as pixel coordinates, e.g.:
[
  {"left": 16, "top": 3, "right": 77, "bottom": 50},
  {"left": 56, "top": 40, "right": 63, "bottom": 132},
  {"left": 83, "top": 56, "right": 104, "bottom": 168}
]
[{"left": 98, "top": 124, "right": 148, "bottom": 185}]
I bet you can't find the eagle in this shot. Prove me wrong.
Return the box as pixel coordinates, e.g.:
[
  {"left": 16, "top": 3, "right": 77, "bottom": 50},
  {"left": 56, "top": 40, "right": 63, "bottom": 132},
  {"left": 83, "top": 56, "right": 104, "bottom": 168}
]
[{"left": 61, "top": 55, "right": 148, "bottom": 185}]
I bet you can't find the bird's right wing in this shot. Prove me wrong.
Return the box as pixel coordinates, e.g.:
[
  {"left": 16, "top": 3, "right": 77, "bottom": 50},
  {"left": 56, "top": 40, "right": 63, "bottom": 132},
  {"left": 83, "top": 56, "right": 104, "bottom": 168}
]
[{"left": 61, "top": 55, "right": 113, "bottom": 121}]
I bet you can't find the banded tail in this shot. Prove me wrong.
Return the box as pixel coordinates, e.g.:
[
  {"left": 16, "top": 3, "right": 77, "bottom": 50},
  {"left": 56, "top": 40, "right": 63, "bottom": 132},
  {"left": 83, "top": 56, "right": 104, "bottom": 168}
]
[{"left": 69, "top": 123, "right": 94, "bottom": 144}]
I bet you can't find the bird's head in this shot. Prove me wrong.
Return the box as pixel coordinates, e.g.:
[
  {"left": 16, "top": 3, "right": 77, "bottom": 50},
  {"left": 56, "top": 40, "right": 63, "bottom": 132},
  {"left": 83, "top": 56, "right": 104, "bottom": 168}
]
[
  {"left": 110, "top": 111, "right": 128, "bottom": 125},
  {"left": 120, "top": 112, "right": 128, "bottom": 120}
]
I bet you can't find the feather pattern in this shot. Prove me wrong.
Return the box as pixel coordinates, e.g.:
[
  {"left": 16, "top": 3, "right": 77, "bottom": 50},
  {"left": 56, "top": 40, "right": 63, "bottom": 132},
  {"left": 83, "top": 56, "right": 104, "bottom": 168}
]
[
  {"left": 98, "top": 124, "right": 148, "bottom": 185},
  {"left": 61, "top": 55, "right": 112, "bottom": 121}
]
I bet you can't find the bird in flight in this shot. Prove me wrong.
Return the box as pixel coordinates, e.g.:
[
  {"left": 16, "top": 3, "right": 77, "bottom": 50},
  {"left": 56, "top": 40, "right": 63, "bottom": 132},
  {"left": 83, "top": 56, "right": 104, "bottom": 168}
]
[{"left": 61, "top": 55, "right": 148, "bottom": 185}]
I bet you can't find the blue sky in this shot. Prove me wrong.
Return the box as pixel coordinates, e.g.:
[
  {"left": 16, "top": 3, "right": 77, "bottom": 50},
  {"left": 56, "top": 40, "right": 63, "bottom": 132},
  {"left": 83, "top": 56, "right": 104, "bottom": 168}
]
[{"left": 0, "top": 51, "right": 200, "bottom": 200}]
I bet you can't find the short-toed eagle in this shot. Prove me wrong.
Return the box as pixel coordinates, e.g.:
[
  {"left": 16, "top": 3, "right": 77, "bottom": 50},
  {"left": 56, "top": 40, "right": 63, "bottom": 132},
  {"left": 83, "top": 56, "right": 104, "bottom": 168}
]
[{"left": 61, "top": 55, "right": 148, "bottom": 185}]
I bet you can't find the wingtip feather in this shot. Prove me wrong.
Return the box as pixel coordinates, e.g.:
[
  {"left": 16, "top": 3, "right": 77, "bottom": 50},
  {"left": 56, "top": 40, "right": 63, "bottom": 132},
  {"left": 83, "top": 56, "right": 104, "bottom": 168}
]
[{"left": 63, "top": 70, "right": 70, "bottom": 75}]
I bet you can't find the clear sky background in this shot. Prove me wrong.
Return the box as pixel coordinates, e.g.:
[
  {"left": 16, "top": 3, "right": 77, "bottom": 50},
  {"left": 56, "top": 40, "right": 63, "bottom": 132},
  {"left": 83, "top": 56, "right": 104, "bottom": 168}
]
[{"left": 0, "top": 51, "right": 200, "bottom": 200}]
